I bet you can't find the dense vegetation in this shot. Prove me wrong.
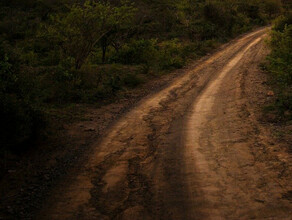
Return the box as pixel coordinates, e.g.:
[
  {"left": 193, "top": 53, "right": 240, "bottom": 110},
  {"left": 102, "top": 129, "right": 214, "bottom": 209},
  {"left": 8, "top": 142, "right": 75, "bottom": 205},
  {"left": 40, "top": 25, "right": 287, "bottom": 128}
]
[
  {"left": 266, "top": 10, "right": 292, "bottom": 120},
  {"left": 0, "top": 0, "right": 284, "bottom": 152}
]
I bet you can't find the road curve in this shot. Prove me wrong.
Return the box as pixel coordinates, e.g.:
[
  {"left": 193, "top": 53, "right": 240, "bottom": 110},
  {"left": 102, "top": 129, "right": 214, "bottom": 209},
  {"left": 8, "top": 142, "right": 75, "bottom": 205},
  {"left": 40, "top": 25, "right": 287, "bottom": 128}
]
[{"left": 37, "top": 28, "right": 292, "bottom": 219}]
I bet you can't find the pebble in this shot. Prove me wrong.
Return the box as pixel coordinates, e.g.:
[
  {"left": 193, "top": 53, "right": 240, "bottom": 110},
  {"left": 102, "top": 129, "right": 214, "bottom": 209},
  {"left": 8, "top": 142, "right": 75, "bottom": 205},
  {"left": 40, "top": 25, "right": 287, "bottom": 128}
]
[
  {"left": 267, "top": 90, "right": 274, "bottom": 96},
  {"left": 85, "top": 128, "right": 96, "bottom": 132}
]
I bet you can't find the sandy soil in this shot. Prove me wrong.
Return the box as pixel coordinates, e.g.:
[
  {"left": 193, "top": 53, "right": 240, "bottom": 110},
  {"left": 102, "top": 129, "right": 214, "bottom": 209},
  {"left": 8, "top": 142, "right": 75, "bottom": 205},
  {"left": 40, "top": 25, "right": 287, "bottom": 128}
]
[{"left": 32, "top": 28, "right": 291, "bottom": 219}]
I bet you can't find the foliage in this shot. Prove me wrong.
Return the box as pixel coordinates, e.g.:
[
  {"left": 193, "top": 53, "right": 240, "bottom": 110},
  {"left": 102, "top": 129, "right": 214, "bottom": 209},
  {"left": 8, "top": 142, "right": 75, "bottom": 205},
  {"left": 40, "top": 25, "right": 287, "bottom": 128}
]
[
  {"left": 110, "top": 39, "right": 159, "bottom": 67},
  {"left": 158, "top": 39, "right": 186, "bottom": 70},
  {"left": 266, "top": 12, "right": 292, "bottom": 120},
  {"left": 0, "top": 45, "right": 44, "bottom": 151},
  {"left": 42, "top": 0, "right": 136, "bottom": 69}
]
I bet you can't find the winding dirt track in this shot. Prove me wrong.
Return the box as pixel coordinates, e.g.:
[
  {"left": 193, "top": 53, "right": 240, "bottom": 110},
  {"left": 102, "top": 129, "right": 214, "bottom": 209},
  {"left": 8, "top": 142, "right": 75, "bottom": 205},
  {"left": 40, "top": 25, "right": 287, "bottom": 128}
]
[{"left": 38, "top": 28, "right": 292, "bottom": 219}]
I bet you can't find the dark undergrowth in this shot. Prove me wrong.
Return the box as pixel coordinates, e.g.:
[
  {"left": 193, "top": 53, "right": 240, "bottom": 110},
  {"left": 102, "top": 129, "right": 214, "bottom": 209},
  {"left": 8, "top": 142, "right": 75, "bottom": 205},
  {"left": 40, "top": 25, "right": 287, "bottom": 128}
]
[{"left": 263, "top": 11, "right": 292, "bottom": 122}]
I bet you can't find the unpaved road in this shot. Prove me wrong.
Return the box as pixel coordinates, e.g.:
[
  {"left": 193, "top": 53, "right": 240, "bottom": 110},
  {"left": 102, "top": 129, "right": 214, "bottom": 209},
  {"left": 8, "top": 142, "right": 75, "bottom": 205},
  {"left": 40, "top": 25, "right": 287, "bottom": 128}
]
[{"left": 37, "top": 28, "right": 292, "bottom": 219}]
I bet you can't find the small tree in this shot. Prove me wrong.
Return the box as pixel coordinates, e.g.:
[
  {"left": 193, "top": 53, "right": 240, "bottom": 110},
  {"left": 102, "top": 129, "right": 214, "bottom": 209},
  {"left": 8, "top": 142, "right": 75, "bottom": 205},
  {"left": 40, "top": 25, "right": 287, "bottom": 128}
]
[
  {"left": 261, "top": 0, "right": 282, "bottom": 18},
  {"left": 46, "top": 0, "right": 136, "bottom": 69},
  {"left": 100, "top": 17, "right": 136, "bottom": 64}
]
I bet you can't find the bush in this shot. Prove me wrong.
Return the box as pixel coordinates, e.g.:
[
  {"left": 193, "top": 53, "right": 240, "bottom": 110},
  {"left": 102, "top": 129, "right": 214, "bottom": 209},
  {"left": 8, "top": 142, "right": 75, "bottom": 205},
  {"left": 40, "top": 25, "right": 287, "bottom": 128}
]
[
  {"left": 158, "top": 39, "right": 186, "bottom": 70},
  {"left": 188, "top": 20, "right": 217, "bottom": 40},
  {"left": 0, "top": 49, "right": 44, "bottom": 151},
  {"left": 111, "top": 39, "right": 190, "bottom": 71},
  {"left": 110, "top": 39, "right": 159, "bottom": 67},
  {"left": 0, "top": 94, "right": 44, "bottom": 152},
  {"left": 266, "top": 16, "right": 292, "bottom": 120},
  {"left": 123, "top": 73, "right": 144, "bottom": 88},
  {"left": 272, "top": 12, "right": 292, "bottom": 32},
  {"left": 70, "top": 64, "right": 144, "bottom": 100}
]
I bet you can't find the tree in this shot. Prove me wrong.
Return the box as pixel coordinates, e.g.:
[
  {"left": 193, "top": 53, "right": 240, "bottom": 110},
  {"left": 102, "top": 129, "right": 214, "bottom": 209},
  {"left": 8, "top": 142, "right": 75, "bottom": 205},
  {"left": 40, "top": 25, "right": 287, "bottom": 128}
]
[
  {"left": 260, "top": 0, "right": 282, "bottom": 18},
  {"left": 46, "top": 0, "right": 136, "bottom": 69}
]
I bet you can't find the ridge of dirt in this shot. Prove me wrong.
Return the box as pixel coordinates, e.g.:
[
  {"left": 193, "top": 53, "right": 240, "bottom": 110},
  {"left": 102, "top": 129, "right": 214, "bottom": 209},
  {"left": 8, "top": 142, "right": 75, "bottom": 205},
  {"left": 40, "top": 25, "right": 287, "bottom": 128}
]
[{"left": 183, "top": 35, "right": 291, "bottom": 219}]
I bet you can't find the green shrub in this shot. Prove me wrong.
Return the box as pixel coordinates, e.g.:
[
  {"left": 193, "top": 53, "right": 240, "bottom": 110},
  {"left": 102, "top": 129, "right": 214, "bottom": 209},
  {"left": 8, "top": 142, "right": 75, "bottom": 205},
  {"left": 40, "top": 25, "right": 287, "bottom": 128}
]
[
  {"left": 272, "top": 12, "right": 292, "bottom": 32},
  {"left": 266, "top": 16, "right": 292, "bottom": 120},
  {"left": 110, "top": 39, "right": 159, "bottom": 67},
  {"left": 158, "top": 39, "right": 186, "bottom": 70},
  {"left": 68, "top": 64, "right": 144, "bottom": 100},
  {"left": 0, "top": 49, "right": 44, "bottom": 151},
  {"left": 123, "top": 73, "right": 144, "bottom": 88}
]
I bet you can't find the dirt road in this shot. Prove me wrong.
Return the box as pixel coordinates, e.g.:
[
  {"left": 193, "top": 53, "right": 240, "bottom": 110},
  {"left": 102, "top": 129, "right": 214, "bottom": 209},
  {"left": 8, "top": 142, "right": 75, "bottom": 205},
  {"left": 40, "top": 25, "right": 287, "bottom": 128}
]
[{"left": 38, "top": 28, "right": 292, "bottom": 219}]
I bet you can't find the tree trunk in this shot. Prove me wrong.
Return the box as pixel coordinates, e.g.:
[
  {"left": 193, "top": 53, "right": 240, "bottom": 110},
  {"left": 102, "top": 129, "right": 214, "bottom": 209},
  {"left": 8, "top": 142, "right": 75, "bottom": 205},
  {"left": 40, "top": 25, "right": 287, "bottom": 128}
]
[
  {"left": 75, "top": 58, "right": 84, "bottom": 70},
  {"left": 75, "top": 60, "right": 81, "bottom": 70},
  {"left": 101, "top": 37, "right": 107, "bottom": 64},
  {"left": 102, "top": 45, "right": 107, "bottom": 64}
]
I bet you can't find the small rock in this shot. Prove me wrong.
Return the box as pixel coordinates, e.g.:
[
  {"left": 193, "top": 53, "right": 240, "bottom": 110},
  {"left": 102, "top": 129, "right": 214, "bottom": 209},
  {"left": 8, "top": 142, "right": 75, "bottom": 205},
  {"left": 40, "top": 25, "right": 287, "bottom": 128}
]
[
  {"left": 254, "top": 198, "right": 265, "bottom": 203},
  {"left": 8, "top": 170, "right": 16, "bottom": 173},
  {"left": 84, "top": 128, "right": 95, "bottom": 132},
  {"left": 267, "top": 90, "right": 274, "bottom": 96}
]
